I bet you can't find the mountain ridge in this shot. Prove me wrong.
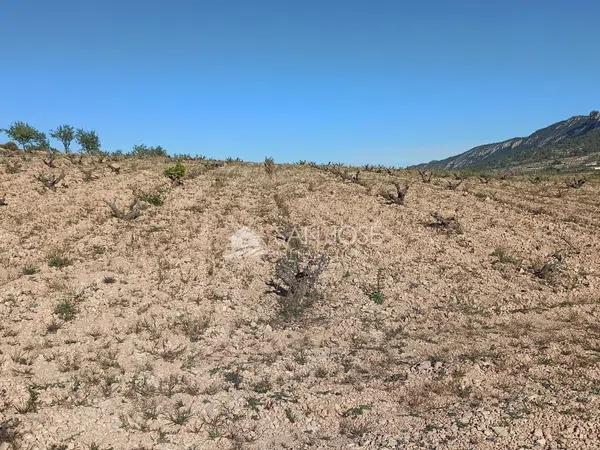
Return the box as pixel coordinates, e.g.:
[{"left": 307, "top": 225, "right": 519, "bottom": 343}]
[{"left": 413, "top": 111, "right": 600, "bottom": 170}]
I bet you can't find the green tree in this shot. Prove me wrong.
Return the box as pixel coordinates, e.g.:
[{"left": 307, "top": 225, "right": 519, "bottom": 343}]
[
  {"left": 76, "top": 129, "right": 101, "bottom": 154},
  {"left": 50, "top": 125, "right": 75, "bottom": 152},
  {"left": 1, "top": 121, "right": 47, "bottom": 150}
]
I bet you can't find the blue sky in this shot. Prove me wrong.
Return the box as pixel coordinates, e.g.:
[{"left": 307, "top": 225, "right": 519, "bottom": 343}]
[{"left": 1, "top": 0, "right": 598, "bottom": 165}]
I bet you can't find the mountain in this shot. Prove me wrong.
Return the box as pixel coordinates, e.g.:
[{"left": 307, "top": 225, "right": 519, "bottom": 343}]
[{"left": 413, "top": 111, "right": 600, "bottom": 170}]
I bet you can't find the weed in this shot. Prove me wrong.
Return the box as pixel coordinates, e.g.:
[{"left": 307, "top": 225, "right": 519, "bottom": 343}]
[
  {"left": 103, "top": 276, "right": 116, "bottom": 284},
  {"left": 370, "top": 291, "right": 385, "bottom": 305},
  {"left": 340, "top": 418, "right": 372, "bottom": 438},
  {"left": 22, "top": 265, "right": 39, "bottom": 275},
  {"left": 14, "top": 385, "right": 40, "bottom": 414},
  {"left": 368, "top": 268, "right": 385, "bottom": 305},
  {"left": 136, "top": 189, "right": 165, "bottom": 206},
  {"left": 284, "top": 408, "right": 296, "bottom": 423},
  {"left": 274, "top": 193, "right": 290, "bottom": 218},
  {"left": 565, "top": 177, "right": 586, "bottom": 189},
  {"left": 35, "top": 172, "right": 65, "bottom": 190},
  {"left": 224, "top": 370, "right": 243, "bottom": 389},
  {"left": 168, "top": 402, "right": 193, "bottom": 426},
  {"left": 80, "top": 168, "right": 95, "bottom": 182},
  {"left": 54, "top": 299, "right": 77, "bottom": 321},
  {"left": 530, "top": 252, "right": 564, "bottom": 284},
  {"left": 0, "top": 418, "right": 20, "bottom": 446},
  {"left": 46, "top": 320, "right": 62, "bottom": 334},
  {"left": 428, "top": 212, "right": 462, "bottom": 234},
  {"left": 246, "top": 397, "right": 262, "bottom": 412},
  {"left": 105, "top": 199, "right": 142, "bottom": 220},
  {"left": 176, "top": 315, "right": 210, "bottom": 342},
  {"left": 48, "top": 252, "right": 71, "bottom": 268},
  {"left": 253, "top": 379, "right": 271, "bottom": 394},
  {"left": 342, "top": 404, "right": 373, "bottom": 417},
  {"left": 4, "top": 160, "right": 22, "bottom": 174},
  {"left": 491, "top": 248, "right": 520, "bottom": 266},
  {"left": 314, "top": 367, "right": 328, "bottom": 378}
]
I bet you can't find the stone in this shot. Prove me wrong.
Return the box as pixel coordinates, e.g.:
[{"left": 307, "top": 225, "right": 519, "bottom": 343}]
[
  {"left": 493, "top": 426, "right": 509, "bottom": 438},
  {"left": 224, "top": 227, "right": 266, "bottom": 260}
]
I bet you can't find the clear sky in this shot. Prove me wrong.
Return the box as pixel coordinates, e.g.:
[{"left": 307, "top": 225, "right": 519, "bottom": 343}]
[{"left": 1, "top": 0, "right": 598, "bottom": 165}]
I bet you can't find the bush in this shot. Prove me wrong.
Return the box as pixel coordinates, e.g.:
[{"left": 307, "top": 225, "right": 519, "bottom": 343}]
[
  {"left": 136, "top": 189, "right": 165, "bottom": 206},
  {"left": 164, "top": 162, "right": 186, "bottom": 184},
  {"left": 54, "top": 300, "right": 76, "bottom": 321},
  {"left": 130, "top": 144, "right": 168, "bottom": 158},
  {"left": 267, "top": 251, "right": 327, "bottom": 321},
  {"left": 76, "top": 129, "right": 101, "bottom": 154},
  {"left": 1, "top": 141, "right": 19, "bottom": 151},
  {"left": 48, "top": 252, "right": 71, "bottom": 268},
  {"left": 381, "top": 181, "right": 409, "bottom": 205},
  {"left": 264, "top": 156, "right": 275, "bottom": 175}
]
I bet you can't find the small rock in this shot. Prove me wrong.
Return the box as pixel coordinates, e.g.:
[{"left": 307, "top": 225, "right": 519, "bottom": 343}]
[
  {"left": 416, "top": 360, "right": 432, "bottom": 372},
  {"left": 493, "top": 426, "right": 509, "bottom": 438},
  {"left": 458, "top": 413, "right": 472, "bottom": 425}
]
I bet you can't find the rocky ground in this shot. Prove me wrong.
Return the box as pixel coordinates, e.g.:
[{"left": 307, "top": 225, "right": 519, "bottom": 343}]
[{"left": 0, "top": 148, "right": 599, "bottom": 449}]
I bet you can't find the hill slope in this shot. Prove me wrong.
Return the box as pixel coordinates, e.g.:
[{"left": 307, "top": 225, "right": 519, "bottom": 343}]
[
  {"left": 415, "top": 111, "right": 600, "bottom": 170},
  {"left": 1, "top": 151, "right": 600, "bottom": 448}
]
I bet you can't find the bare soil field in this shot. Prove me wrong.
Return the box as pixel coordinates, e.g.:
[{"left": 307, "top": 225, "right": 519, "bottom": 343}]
[{"left": 1, "top": 149, "right": 599, "bottom": 449}]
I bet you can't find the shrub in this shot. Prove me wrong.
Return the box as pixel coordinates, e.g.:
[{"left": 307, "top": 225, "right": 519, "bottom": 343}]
[
  {"left": 54, "top": 300, "right": 76, "bottom": 321},
  {"left": 418, "top": 169, "right": 432, "bottom": 183},
  {"left": 491, "top": 248, "right": 520, "bottom": 266},
  {"left": 164, "top": 162, "right": 186, "bottom": 184},
  {"left": 381, "top": 181, "right": 409, "bottom": 205},
  {"left": 136, "top": 189, "right": 165, "bottom": 206},
  {"left": 0, "top": 418, "right": 20, "bottom": 445},
  {"left": 368, "top": 268, "right": 385, "bottom": 305},
  {"left": 267, "top": 251, "right": 327, "bottom": 321},
  {"left": 130, "top": 144, "right": 168, "bottom": 158},
  {"left": 35, "top": 172, "right": 65, "bottom": 190},
  {"left": 105, "top": 199, "right": 143, "bottom": 220},
  {"left": 264, "top": 156, "right": 275, "bottom": 176},
  {"left": 50, "top": 125, "right": 75, "bottom": 152},
  {"left": 4, "top": 160, "right": 22, "bottom": 174},
  {"left": 428, "top": 212, "right": 462, "bottom": 234},
  {"left": 48, "top": 252, "right": 71, "bottom": 268},
  {"left": 22, "top": 265, "right": 39, "bottom": 275},
  {"left": 76, "top": 129, "right": 101, "bottom": 154},
  {"left": 565, "top": 177, "right": 586, "bottom": 189},
  {"left": 446, "top": 179, "right": 464, "bottom": 190},
  {"left": 1, "top": 141, "right": 19, "bottom": 151},
  {"left": 530, "top": 252, "right": 565, "bottom": 284}
]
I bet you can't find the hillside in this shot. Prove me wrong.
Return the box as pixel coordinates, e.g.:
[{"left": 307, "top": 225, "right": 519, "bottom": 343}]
[
  {"left": 414, "top": 111, "right": 600, "bottom": 171},
  {"left": 1, "top": 149, "right": 600, "bottom": 449}
]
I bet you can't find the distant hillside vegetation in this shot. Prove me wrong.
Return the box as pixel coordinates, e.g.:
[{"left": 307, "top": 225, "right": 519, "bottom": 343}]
[{"left": 413, "top": 111, "right": 600, "bottom": 171}]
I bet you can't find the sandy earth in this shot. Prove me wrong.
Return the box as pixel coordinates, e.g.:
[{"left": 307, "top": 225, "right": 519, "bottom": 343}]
[{"left": 0, "top": 148, "right": 599, "bottom": 449}]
